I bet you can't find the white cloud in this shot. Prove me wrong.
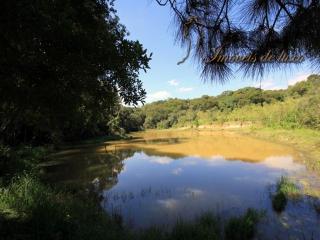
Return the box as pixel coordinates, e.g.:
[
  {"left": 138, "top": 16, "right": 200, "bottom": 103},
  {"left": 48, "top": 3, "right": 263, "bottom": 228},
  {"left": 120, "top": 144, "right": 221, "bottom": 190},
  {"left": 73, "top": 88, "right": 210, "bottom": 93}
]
[
  {"left": 168, "top": 79, "right": 179, "bottom": 86},
  {"left": 255, "top": 79, "right": 283, "bottom": 90},
  {"left": 210, "top": 155, "right": 225, "bottom": 161},
  {"left": 149, "top": 156, "right": 173, "bottom": 165},
  {"left": 288, "top": 73, "right": 309, "bottom": 86},
  {"left": 205, "top": 155, "right": 227, "bottom": 166},
  {"left": 157, "top": 198, "right": 179, "bottom": 210},
  {"left": 182, "top": 159, "right": 198, "bottom": 166},
  {"left": 147, "top": 91, "right": 171, "bottom": 102},
  {"left": 184, "top": 188, "right": 204, "bottom": 198},
  {"left": 262, "top": 156, "right": 304, "bottom": 171},
  {"left": 255, "top": 72, "right": 310, "bottom": 90},
  {"left": 178, "top": 87, "right": 193, "bottom": 92},
  {"left": 172, "top": 167, "right": 183, "bottom": 175}
]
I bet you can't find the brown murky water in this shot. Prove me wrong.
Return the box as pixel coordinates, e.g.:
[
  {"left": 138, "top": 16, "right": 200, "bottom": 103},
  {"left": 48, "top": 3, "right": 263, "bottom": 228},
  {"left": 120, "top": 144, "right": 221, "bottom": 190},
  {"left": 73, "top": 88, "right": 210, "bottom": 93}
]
[{"left": 47, "top": 130, "right": 320, "bottom": 239}]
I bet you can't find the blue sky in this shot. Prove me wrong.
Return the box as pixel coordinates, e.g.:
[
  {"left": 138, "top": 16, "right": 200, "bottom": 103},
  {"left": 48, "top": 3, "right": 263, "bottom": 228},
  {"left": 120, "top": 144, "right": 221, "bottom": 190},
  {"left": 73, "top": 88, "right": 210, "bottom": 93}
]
[{"left": 114, "top": 0, "right": 313, "bottom": 103}]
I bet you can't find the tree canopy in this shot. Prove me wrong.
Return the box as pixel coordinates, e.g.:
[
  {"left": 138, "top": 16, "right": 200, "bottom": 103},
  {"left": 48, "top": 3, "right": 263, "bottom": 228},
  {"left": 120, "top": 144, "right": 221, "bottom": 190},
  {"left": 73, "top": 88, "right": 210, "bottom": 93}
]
[
  {"left": 132, "top": 75, "right": 320, "bottom": 130},
  {"left": 156, "top": 0, "right": 320, "bottom": 81},
  {"left": 0, "top": 0, "right": 151, "bottom": 144}
]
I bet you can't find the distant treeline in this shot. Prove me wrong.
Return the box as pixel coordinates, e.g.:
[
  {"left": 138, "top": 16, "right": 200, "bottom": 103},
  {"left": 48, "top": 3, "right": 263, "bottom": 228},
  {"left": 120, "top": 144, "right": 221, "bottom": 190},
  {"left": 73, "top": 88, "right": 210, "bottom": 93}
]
[{"left": 119, "top": 75, "right": 320, "bottom": 131}]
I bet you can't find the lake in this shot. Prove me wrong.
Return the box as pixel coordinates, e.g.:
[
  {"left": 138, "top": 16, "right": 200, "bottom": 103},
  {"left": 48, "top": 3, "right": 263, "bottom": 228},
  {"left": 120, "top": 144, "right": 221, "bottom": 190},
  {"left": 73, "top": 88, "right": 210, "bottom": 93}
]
[{"left": 47, "top": 130, "right": 320, "bottom": 239}]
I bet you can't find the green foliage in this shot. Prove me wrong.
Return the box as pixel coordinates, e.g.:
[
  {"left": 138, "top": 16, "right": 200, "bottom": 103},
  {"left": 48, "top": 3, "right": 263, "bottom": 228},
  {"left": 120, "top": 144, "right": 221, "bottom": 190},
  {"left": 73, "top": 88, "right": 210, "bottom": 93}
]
[
  {"left": 158, "top": 1, "right": 320, "bottom": 82},
  {"left": 0, "top": 0, "right": 150, "bottom": 144},
  {"left": 0, "top": 145, "right": 49, "bottom": 184},
  {"left": 0, "top": 175, "right": 125, "bottom": 240},
  {"left": 276, "top": 176, "right": 299, "bottom": 196},
  {"left": 138, "top": 75, "right": 320, "bottom": 131},
  {"left": 224, "top": 209, "right": 263, "bottom": 240},
  {"left": 296, "top": 95, "right": 320, "bottom": 129},
  {"left": 272, "top": 176, "right": 299, "bottom": 212},
  {"left": 118, "top": 107, "right": 146, "bottom": 133}
]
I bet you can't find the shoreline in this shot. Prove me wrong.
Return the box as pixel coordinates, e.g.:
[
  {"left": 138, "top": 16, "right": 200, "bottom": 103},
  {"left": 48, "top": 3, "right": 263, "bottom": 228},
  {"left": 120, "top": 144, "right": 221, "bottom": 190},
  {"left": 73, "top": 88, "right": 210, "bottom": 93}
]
[{"left": 140, "top": 124, "right": 320, "bottom": 174}]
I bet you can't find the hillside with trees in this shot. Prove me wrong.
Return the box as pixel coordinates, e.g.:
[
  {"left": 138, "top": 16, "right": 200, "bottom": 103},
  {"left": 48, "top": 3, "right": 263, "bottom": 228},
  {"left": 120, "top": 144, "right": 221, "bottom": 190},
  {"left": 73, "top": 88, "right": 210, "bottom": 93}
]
[{"left": 119, "top": 75, "right": 320, "bottom": 131}]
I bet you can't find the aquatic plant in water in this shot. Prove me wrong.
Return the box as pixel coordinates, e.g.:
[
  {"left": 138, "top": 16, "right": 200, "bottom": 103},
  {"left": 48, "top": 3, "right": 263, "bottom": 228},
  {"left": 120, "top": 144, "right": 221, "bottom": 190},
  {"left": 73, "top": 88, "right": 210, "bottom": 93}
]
[{"left": 272, "top": 176, "right": 300, "bottom": 212}]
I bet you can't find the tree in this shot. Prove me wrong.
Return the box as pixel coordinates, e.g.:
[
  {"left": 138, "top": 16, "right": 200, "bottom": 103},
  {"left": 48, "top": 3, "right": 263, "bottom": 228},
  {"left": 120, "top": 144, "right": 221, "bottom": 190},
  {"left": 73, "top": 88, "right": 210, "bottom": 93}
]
[
  {"left": 156, "top": 0, "right": 320, "bottom": 81},
  {"left": 118, "top": 107, "right": 146, "bottom": 132},
  {"left": 0, "top": 0, "right": 151, "bottom": 144}
]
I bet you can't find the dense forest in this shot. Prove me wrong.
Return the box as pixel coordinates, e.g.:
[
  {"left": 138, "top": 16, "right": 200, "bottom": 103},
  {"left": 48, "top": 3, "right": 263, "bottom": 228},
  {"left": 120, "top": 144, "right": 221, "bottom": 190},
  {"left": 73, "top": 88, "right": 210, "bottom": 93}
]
[
  {"left": 119, "top": 74, "right": 320, "bottom": 132},
  {"left": 0, "top": 0, "right": 150, "bottom": 146}
]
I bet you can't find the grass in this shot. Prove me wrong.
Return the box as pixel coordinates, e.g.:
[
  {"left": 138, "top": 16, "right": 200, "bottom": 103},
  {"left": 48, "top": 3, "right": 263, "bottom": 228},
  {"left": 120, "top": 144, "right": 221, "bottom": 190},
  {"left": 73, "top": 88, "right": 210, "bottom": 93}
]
[
  {"left": 0, "top": 174, "right": 263, "bottom": 240},
  {"left": 224, "top": 209, "right": 263, "bottom": 240},
  {"left": 0, "top": 145, "right": 50, "bottom": 185},
  {"left": 168, "top": 213, "right": 221, "bottom": 240},
  {"left": 276, "top": 176, "right": 300, "bottom": 196},
  {"left": 0, "top": 174, "right": 125, "bottom": 240},
  {"left": 272, "top": 176, "right": 300, "bottom": 212}
]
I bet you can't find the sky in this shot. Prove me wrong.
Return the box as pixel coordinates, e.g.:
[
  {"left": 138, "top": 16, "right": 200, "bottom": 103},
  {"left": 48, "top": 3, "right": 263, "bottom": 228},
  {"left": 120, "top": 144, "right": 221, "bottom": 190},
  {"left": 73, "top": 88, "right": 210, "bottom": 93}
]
[{"left": 114, "top": 0, "right": 314, "bottom": 103}]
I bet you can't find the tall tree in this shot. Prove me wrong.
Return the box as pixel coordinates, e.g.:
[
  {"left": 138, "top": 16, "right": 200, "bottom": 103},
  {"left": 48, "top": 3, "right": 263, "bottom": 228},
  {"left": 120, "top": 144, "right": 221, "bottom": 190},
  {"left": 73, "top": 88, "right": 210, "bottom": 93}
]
[
  {"left": 156, "top": 0, "right": 320, "bottom": 81},
  {"left": 0, "top": 0, "right": 151, "bottom": 144}
]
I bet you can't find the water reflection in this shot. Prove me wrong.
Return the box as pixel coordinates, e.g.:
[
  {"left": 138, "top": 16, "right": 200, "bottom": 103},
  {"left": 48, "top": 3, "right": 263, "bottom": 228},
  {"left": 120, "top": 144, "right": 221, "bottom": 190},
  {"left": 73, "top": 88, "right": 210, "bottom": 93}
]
[
  {"left": 101, "top": 130, "right": 302, "bottom": 162},
  {"left": 47, "top": 130, "right": 320, "bottom": 239},
  {"left": 102, "top": 152, "right": 304, "bottom": 227},
  {"left": 44, "top": 149, "right": 134, "bottom": 191}
]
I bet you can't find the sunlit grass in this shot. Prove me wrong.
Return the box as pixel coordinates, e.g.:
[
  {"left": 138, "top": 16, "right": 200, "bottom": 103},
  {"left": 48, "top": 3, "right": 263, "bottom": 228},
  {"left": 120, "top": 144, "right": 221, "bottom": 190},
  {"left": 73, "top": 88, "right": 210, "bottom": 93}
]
[{"left": 277, "top": 176, "right": 299, "bottom": 196}]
